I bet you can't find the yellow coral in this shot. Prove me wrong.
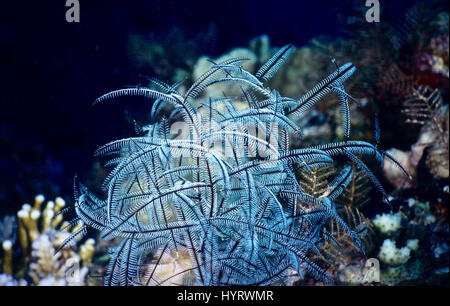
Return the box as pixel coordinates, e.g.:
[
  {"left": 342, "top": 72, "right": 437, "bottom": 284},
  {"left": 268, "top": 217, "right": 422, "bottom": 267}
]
[
  {"left": 1, "top": 194, "right": 96, "bottom": 286},
  {"left": 1, "top": 240, "right": 13, "bottom": 275},
  {"left": 29, "top": 233, "right": 88, "bottom": 286},
  {"left": 79, "top": 239, "right": 95, "bottom": 267}
]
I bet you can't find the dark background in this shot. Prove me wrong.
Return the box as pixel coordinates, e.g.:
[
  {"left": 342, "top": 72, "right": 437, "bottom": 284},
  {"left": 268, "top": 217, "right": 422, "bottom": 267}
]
[{"left": 0, "top": 0, "right": 425, "bottom": 214}]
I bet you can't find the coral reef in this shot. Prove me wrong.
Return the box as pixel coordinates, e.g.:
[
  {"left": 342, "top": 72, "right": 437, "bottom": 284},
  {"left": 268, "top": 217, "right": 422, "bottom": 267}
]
[
  {"left": 383, "top": 86, "right": 449, "bottom": 187},
  {"left": 0, "top": 0, "right": 446, "bottom": 289},
  {"left": 369, "top": 196, "right": 449, "bottom": 285},
  {"left": 0, "top": 273, "right": 27, "bottom": 286},
  {"left": 127, "top": 26, "right": 218, "bottom": 83},
  {"left": 64, "top": 31, "right": 412, "bottom": 286},
  {"left": 1, "top": 1, "right": 446, "bottom": 287},
  {"left": 0, "top": 195, "right": 96, "bottom": 286},
  {"left": 190, "top": 36, "right": 369, "bottom": 145},
  {"left": 373, "top": 213, "right": 402, "bottom": 235},
  {"left": 378, "top": 239, "right": 411, "bottom": 266},
  {"left": 29, "top": 232, "right": 88, "bottom": 286}
]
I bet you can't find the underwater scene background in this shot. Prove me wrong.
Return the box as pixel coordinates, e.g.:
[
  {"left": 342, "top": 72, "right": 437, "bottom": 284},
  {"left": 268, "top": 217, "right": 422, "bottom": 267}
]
[{"left": 0, "top": 0, "right": 448, "bottom": 286}]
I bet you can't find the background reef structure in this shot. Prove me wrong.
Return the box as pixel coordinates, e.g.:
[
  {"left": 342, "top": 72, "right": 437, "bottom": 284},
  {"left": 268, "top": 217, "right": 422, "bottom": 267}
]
[{"left": 64, "top": 45, "right": 408, "bottom": 286}]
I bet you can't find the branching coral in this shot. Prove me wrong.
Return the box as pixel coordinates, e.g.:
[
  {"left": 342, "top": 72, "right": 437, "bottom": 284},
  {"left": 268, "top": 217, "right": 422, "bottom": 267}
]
[
  {"left": 0, "top": 195, "right": 96, "bottom": 286},
  {"left": 29, "top": 232, "right": 89, "bottom": 286},
  {"left": 0, "top": 215, "right": 17, "bottom": 276}
]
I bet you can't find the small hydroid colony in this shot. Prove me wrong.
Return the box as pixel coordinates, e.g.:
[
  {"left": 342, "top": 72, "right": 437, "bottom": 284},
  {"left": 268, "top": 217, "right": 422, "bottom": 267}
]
[{"left": 65, "top": 44, "right": 408, "bottom": 285}]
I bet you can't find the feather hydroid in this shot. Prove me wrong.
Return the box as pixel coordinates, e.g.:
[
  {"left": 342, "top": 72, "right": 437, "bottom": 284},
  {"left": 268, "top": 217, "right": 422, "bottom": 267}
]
[{"left": 62, "top": 45, "right": 409, "bottom": 286}]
